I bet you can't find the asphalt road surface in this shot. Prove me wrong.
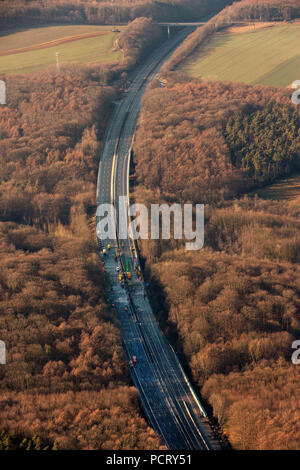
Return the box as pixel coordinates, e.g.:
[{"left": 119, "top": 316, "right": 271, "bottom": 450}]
[{"left": 96, "top": 28, "right": 221, "bottom": 450}]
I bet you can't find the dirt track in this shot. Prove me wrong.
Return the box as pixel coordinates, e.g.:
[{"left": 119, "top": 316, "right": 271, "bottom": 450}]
[
  {"left": 225, "top": 20, "right": 300, "bottom": 34},
  {"left": 0, "top": 31, "right": 109, "bottom": 56}
]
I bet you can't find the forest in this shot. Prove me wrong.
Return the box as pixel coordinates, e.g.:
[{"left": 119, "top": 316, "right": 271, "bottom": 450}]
[
  {"left": 134, "top": 78, "right": 300, "bottom": 204},
  {"left": 164, "top": 0, "right": 300, "bottom": 71},
  {"left": 115, "top": 17, "right": 163, "bottom": 69},
  {"left": 0, "top": 0, "right": 235, "bottom": 28},
  {"left": 133, "top": 76, "right": 300, "bottom": 449},
  {"left": 0, "top": 19, "right": 164, "bottom": 450},
  {"left": 0, "top": 429, "right": 54, "bottom": 450}
]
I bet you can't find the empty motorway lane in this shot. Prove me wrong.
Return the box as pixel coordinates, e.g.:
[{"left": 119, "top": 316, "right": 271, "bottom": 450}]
[{"left": 96, "top": 28, "right": 221, "bottom": 450}]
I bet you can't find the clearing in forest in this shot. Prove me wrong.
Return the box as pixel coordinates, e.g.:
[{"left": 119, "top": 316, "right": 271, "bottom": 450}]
[{"left": 254, "top": 173, "right": 300, "bottom": 200}]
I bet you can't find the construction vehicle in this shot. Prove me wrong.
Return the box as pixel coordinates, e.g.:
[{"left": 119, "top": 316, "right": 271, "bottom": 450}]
[{"left": 126, "top": 259, "right": 131, "bottom": 280}]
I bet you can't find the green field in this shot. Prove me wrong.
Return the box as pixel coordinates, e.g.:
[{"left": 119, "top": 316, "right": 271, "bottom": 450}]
[
  {"left": 181, "top": 24, "right": 300, "bottom": 88},
  {"left": 0, "top": 25, "right": 123, "bottom": 74},
  {"left": 253, "top": 174, "right": 300, "bottom": 200}
]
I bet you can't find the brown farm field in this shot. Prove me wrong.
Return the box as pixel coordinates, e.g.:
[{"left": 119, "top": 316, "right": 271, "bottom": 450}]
[{"left": 254, "top": 173, "right": 300, "bottom": 201}]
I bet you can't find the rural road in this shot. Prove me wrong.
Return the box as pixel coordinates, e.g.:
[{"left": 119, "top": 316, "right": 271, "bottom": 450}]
[{"left": 96, "top": 27, "right": 221, "bottom": 450}]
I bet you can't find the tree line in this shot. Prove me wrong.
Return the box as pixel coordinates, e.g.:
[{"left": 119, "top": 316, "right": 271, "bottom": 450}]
[
  {"left": 0, "top": 429, "right": 55, "bottom": 450},
  {"left": 0, "top": 0, "right": 235, "bottom": 29},
  {"left": 115, "top": 17, "right": 163, "bottom": 70}
]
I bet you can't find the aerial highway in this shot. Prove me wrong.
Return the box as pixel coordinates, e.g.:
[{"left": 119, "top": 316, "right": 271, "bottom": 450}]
[{"left": 96, "top": 27, "right": 221, "bottom": 450}]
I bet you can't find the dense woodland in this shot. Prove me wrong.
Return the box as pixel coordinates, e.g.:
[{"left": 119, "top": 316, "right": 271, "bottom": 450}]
[
  {"left": 0, "top": 20, "right": 163, "bottom": 449},
  {"left": 135, "top": 79, "right": 300, "bottom": 204},
  {"left": 133, "top": 77, "right": 300, "bottom": 449},
  {"left": 0, "top": 389, "right": 159, "bottom": 449},
  {"left": 164, "top": 0, "right": 300, "bottom": 71},
  {"left": 0, "top": 429, "right": 55, "bottom": 450},
  {"left": 0, "top": 0, "right": 234, "bottom": 28}
]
